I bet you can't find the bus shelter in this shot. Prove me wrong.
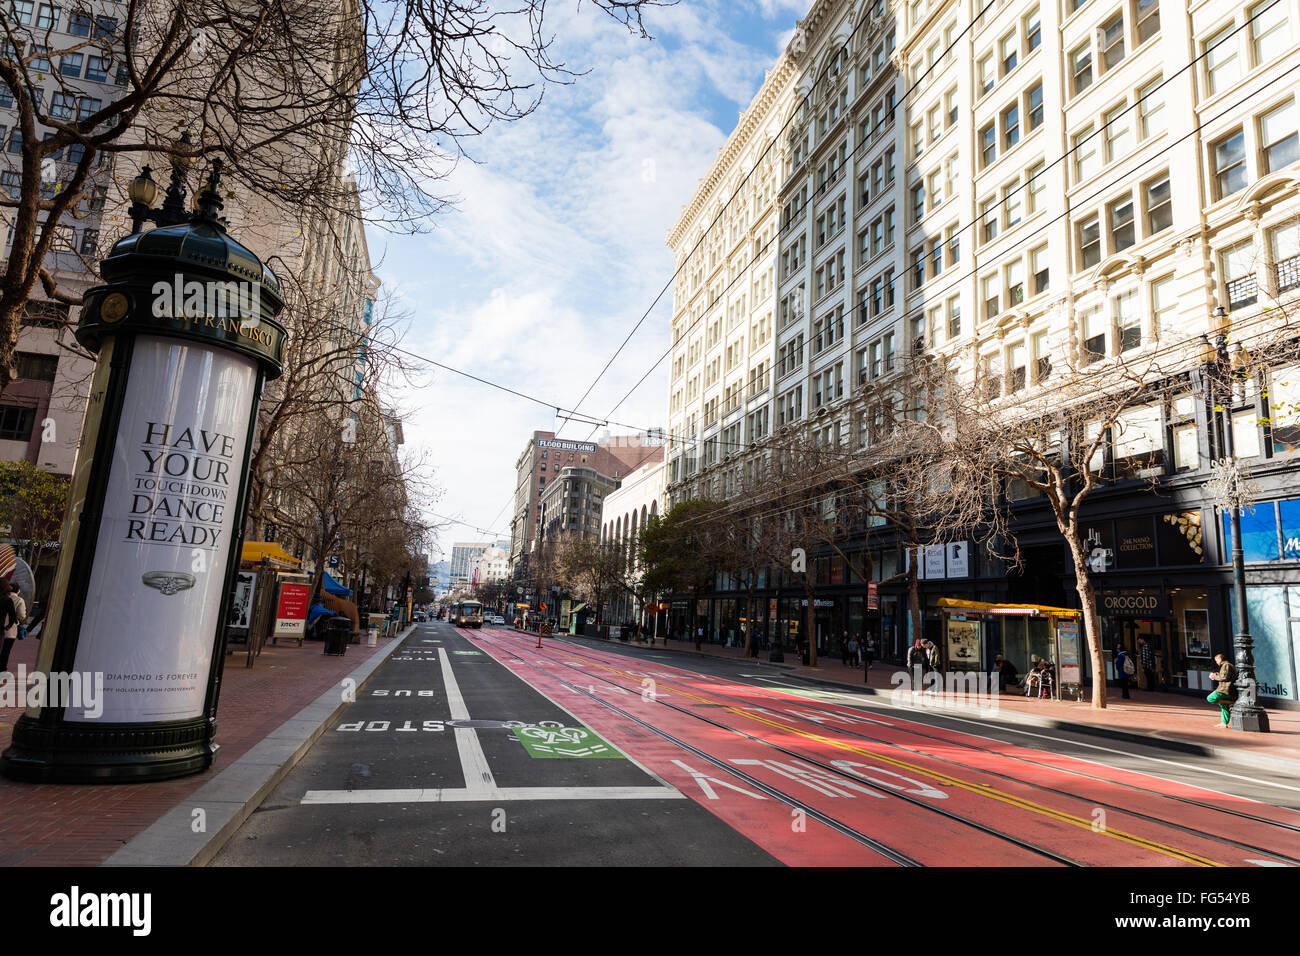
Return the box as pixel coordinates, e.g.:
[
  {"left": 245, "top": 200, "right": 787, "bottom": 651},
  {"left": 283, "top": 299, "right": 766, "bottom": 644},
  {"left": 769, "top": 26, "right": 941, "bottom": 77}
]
[{"left": 936, "top": 598, "right": 1084, "bottom": 701}]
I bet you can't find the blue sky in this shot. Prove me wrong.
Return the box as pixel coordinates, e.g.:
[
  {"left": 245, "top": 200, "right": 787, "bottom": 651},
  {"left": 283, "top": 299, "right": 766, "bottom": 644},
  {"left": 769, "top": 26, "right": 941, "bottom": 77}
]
[{"left": 366, "top": 0, "right": 810, "bottom": 558}]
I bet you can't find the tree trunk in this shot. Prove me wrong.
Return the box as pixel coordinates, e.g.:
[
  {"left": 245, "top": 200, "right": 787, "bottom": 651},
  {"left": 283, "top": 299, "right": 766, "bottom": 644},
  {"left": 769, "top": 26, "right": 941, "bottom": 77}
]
[
  {"left": 1068, "top": 538, "right": 1107, "bottom": 709},
  {"left": 907, "top": 553, "right": 922, "bottom": 653}
]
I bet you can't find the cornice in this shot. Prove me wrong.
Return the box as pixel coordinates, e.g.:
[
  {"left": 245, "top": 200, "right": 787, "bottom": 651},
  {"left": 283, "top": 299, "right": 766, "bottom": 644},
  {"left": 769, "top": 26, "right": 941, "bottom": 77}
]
[{"left": 666, "top": 55, "right": 801, "bottom": 250}]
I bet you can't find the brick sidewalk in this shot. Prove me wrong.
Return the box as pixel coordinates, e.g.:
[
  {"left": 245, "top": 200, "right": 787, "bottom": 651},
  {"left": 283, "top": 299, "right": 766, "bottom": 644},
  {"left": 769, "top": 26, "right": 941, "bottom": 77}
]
[
  {"left": 578, "top": 633, "right": 1300, "bottom": 765},
  {"left": 0, "top": 632, "right": 396, "bottom": 867}
]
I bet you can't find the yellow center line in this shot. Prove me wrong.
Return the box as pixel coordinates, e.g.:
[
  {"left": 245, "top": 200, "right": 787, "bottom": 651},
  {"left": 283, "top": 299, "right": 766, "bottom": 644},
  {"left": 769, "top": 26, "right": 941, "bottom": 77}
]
[{"left": 494, "top": 632, "right": 1223, "bottom": 866}]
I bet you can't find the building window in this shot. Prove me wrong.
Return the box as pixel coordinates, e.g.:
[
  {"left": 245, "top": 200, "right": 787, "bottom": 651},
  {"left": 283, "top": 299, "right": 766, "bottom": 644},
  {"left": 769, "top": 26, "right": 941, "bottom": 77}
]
[
  {"left": 1145, "top": 174, "right": 1172, "bottom": 233},
  {"left": 1074, "top": 125, "right": 1099, "bottom": 181},
  {"left": 1025, "top": 8, "right": 1041, "bottom": 51},
  {"left": 1109, "top": 195, "right": 1135, "bottom": 252},
  {"left": 1139, "top": 75, "right": 1165, "bottom": 138},
  {"left": 947, "top": 295, "right": 962, "bottom": 339},
  {"left": 1004, "top": 179, "right": 1023, "bottom": 227},
  {"left": 1260, "top": 99, "right": 1298, "bottom": 173},
  {"left": 10, "top": 0, "right": 32, "bottom": 25},
  {"left": 1027, "top": 82, "right": 1043, "bottom": 131},
  {"left": 1212, "top": 128, "right": 1247, "bottom": 198},
  {"left": 1222, "top": 240, "right": 1258, "bottom": 310},
  {"left": 1082, "top": 307, "right": 1106, "bottom": 362},
  {"left": 85, "top": 55, "right": 109, "bottom": 83},
  {"left": 1027, "top": 160, "right": 1046, "bottom": 212},
  {"left": 1008, "top": 342, "right": 1027, "bottom": 392},
  {"left": 1079, "top": 215, "right": 1102, "bottom": 268},
  {"left": 1006, "top": 260, "right": 1026, "bottom": 306},
  {"left": 1100, "top": 13, "right": 1126, "bottom": 71},
  {"left": 60, "top": 53, "right": 84, "bottom": 78},
  {"left": 1105, "top": 102, "right": 1132, "bottom": 162},
  {"left": 1072, "top": 42, "right": 1093, "bottom": 95},
  {"left": 1001, "top": 31, "right": 1018, "bottom": 74},
  {"left": 1251, "top": 0, "right": 1292, "bottom": 65},
  {"left": 0, "top": 405, "right": 35, "bottom": 441},
  {"left": 50, "top": 92, "right": 74, "bottom": 119},
  {"left": 1003, "top": 103, "right": 1020, "bottom": 148},
  {"left": 1115, "top": 290, "right": 1141, "bottom": 351},
  {"left": 79, "top": 229, "right": 98, "bottom": 255},
  {"left": 14, "top": 351, "right": 56, "bottom": 381},
  {"left": 1033, "top": 330, "right": 1051, "bottom": 381},
  {"left": 1273, "top": 222, "right": 1300, "bottom": 293},
  {"left": 980, "top": 122, "right": 996, "bottom": 167},
  {"left": 68, "top": 10, "right": 90, "bottom": 35},
  {"left": 1205, "top": 24, "right": 1241, "bottom": 95},
  {"left": 1136, "top": 0, "right": 1160, "bottom": 44},
  {"left": 1032, "top": 244, "right": 1049, "bottom": 294},
  {"left": 981, "top": 198, "right": 999, "bottom": 243},
  {"left": 1151, "top": 274, "right": 1178, "bottom": 337}
]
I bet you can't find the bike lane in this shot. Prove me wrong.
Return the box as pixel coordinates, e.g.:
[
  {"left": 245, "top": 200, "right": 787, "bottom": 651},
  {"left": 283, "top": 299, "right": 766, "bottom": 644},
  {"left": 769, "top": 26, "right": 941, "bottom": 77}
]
[{"left": 466, "top": 629, "right": 1051, "bottom": 866}]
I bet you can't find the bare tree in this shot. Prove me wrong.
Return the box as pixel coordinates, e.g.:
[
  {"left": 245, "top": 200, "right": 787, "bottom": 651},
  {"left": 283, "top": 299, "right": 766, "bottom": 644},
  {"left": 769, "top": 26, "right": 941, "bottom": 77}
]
[{"left": 0, "top": 0, "right": 672, "bottom": 395}]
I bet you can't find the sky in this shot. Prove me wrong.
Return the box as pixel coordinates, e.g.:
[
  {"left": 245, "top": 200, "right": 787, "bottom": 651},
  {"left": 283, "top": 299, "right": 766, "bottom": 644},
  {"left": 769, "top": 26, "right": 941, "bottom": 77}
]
[{"left": 366, "top": 0, "right": 811, "bottom": 561}]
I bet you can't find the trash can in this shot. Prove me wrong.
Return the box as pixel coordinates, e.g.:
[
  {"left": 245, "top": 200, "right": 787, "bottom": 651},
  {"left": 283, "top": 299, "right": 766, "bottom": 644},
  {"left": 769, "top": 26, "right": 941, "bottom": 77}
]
[
  {"left": 323, "top": 617, "right": 350, "bottom": 656},
  {"left": 769, "top": 646, "right": 785, "bottom": 662}
]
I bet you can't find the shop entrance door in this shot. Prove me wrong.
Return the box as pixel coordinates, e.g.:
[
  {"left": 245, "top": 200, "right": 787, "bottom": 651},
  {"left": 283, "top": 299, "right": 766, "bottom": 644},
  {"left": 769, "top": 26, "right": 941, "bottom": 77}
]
[{"left": 1123, "top": 618, "right": 1170, "bottom": 690}]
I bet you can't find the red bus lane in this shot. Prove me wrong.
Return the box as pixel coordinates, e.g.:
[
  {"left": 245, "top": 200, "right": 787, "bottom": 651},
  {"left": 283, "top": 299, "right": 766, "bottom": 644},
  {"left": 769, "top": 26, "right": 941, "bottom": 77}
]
[
  {"left": 468, "top": 630, "right": 1291, "bottom": 867},
  {"left": 466, "top": 631, "right": 1058, "bottom": 866}
]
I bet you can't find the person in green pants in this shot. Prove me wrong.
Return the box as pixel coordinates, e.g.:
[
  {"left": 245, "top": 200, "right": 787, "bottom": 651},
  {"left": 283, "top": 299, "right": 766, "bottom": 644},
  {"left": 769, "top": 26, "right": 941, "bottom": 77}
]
[{"left": 1207, "top": 653, "right": 1237, "bottom": 727}]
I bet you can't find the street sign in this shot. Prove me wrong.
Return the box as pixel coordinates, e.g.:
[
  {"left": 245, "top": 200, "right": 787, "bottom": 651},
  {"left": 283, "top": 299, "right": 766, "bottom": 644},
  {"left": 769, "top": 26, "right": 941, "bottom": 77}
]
[{"left": 867, "top": 582, "right": 878, "bottom": 610}]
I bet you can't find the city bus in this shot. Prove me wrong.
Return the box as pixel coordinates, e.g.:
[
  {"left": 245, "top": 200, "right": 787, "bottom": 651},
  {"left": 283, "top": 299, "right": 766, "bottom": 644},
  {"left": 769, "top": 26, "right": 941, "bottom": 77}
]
[{"left": 450, "top": 600, "right": 484, "bottom": 628}]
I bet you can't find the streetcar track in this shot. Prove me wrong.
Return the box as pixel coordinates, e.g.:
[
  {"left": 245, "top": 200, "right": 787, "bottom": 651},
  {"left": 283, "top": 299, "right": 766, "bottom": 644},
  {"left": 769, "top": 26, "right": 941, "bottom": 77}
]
[
  {"left": 473, "top": 628, "right": 1293, "bottom": 866},
  {"left": 554, "top": 632, "right": 1300, "bottom": 847},
  {"left": 465, "top": 628, "right": 1084, "bottom": 867},
  {"left": 548, "top": 641, "right": 1300, "bottom": 865}
]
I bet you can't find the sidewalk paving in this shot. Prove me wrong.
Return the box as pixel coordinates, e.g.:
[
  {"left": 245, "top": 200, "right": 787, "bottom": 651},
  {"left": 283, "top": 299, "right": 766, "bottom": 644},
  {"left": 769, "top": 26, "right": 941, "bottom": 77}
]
[
  {"left": 566, "top": 633, "right": 1300, "bottom": 774},
  {"left": 0, "top": 628, "right": 408, "bottom": 867}
]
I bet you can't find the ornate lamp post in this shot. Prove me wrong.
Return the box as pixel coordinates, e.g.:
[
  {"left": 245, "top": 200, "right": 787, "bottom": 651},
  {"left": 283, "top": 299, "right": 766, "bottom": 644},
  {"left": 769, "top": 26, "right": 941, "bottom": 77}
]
[
  {"left": 1204, "top": 309, "right": 1270, "bottom": 733},
  {"left": 1, "top": 158, "right": 289, "bottom": 781}
]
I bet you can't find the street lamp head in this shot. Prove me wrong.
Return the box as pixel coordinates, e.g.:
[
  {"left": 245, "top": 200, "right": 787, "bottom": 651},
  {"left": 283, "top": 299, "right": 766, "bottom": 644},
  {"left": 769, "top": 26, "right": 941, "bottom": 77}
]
[
  {"left": 171, "top": 131, "right": 196, "bottom": 173},
  {"left": 127, "top": 166, "right": 157, "bottom": 206}
]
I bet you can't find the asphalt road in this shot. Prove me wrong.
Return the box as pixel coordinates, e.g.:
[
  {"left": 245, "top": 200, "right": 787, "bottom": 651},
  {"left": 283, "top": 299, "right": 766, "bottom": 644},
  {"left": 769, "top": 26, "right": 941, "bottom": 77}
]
[{"left": 212, "top": 621, "right": 1300, "bottom": 867}]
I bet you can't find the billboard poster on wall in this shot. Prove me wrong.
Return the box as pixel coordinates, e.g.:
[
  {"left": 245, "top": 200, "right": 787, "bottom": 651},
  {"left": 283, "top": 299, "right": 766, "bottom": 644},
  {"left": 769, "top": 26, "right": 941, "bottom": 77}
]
[{"left": 66, "top": 336, "right": 258, "bottom": 723}]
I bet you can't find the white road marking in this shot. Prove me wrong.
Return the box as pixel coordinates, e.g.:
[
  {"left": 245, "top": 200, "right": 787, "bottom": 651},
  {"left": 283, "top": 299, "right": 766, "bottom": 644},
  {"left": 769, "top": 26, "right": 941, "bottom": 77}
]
[
  {"left": 845, "top": 695, "right": 1300, "bottom": 797},
  {"left": 301, "top": 786, "right": 686, "bottom": 805},
  {"left": 439, "top": 647, "right": 496, "bottom": 791}
]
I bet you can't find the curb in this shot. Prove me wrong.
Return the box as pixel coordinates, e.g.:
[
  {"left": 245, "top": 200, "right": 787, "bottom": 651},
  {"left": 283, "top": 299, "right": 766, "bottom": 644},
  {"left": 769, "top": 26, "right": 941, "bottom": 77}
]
[
  {"left": 547, "top": 632, "right": 1300, "bottom": 778},
  {"left": 102, "top": 625, "right": 416, "bottom": 867}
]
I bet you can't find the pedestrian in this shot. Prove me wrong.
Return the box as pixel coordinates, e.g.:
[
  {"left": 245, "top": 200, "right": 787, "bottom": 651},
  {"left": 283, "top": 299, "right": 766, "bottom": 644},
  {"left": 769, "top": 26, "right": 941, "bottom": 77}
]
[
  {"left": 1137, "top": 636, "right": 1163, "bottom": 691},
  {"left": 994, "top": 654, "right": 1018, "bottom": 694},
  {"left": 841, "top": 630, "right": 852, "bottom": 667},
  {"left": 1207, "top": 652, "right": 1237, "bottom": 727},
  {"left": 1114, "top": 645, "right": 1134, "bottom": 699},
  {"left": 863, "top": 633, "right": 875, "bottom": 681},
  {"left": 848, "top": 634, "right": 860, "bottom": 669},
  {"left": 906, "top": 637, "right": 927, "bottom": 691},
  {"left": 0, "top": 581, "right": 25, "bottom": 674}
]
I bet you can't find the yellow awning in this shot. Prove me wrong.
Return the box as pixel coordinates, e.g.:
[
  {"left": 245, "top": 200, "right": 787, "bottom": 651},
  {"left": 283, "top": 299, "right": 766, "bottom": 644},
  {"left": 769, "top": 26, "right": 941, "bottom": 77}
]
[
  {"left": 240, "top": 542, "right": 301, "bottom": 568},
  {"left": 936, "top": 597, "right": 1080, "bottom": 617}
]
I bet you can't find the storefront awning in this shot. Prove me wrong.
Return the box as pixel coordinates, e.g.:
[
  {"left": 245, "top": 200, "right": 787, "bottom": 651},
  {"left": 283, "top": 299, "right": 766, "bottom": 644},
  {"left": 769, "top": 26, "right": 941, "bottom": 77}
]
[
  {"left": 936, "top": 598, "right": 1080, "bottom": 617},
  {"left": 241, "top": 542, "right": 301, "bottom": 568}
]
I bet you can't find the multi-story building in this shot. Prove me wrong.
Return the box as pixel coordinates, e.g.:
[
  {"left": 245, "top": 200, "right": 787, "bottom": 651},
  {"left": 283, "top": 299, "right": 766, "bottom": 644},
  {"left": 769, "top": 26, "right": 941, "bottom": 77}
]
[
  {"left": 508, "top": 430, "right": 665, "bottom": 574},
  {"left": 665, "top": 0, "right": 1300, "bottom": 705},
  {"left": 474, "top": 545, "right": 511, "bottom": 586},
  {"left": 0, "top": 5, "right": 126, "bottom": 483},
  {"left": 450, "top": 541, "right": 493, "bottom": 589},
  {"left": 664, "top": 57, "right": 798, "bottom": 493},
  {"left": 598, "top": 454, "right": 667, "bottom": 625},
  {"left": 538, "top": 466, "right": 619, "bottom": 544}
]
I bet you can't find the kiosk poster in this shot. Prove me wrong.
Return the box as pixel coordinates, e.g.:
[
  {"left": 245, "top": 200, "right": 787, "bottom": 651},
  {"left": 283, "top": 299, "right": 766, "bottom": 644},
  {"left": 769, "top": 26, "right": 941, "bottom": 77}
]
[
  {"left": 230, "top": 572, "right": 256, "bottom": 631},
  {"left": 274, "top": 583, "right": 311, "bottom": 636},
  {"left": 1057, "top": 619, "right": 1082, "bottom": 684},
  {"left": 68, "top": 336, "right": 258, "bottom": 723},
  {"left": 946, "top": 619, "right": 981, "bottom": 669}
]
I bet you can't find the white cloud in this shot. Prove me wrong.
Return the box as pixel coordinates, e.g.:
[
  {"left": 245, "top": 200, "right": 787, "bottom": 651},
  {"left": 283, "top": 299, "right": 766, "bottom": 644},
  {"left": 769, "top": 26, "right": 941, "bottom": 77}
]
[{"left": 372, "top": 3, "right": 785, "bottom": 545}]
